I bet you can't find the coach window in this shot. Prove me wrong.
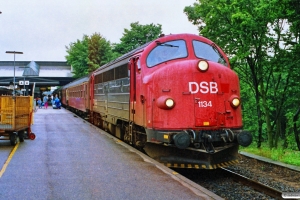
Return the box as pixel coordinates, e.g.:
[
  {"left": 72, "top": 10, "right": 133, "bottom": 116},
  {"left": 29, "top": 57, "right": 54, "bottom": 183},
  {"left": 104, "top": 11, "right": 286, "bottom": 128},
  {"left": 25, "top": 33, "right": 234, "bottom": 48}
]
[
  {"left": 192, "top": 41, "right": 228, "bottom": 66},
  {"left": 146, "top": 40, "right": 187, "bottom": 67}
]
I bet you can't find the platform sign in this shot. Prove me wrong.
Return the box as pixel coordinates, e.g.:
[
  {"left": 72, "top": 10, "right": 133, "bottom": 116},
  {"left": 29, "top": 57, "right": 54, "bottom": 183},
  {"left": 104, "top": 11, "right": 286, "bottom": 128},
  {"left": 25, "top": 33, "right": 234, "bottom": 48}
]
[
  {"left": 25, "top": 81, "right": 29, "bottom": 85},
  {"left": 19, "top": 80, "right": 24, "bottom": 85}
]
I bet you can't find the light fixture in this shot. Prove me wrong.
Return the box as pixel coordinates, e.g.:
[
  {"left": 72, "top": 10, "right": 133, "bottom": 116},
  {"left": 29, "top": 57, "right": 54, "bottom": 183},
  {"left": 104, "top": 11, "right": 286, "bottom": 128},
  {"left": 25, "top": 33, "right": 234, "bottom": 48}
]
[
  {"left": 197, "top": 60, "right": 209, "bottom": 72},
  {"left": 6, "top": 51, "right": 23, "bottom": 96}
]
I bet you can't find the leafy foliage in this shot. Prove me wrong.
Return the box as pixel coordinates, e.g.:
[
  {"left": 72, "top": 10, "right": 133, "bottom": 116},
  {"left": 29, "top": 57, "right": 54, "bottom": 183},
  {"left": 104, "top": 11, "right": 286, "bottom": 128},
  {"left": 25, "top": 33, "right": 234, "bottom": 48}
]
[
  {"left": 66, "top": 33, "right": 118, "bottom": 78},
  {"left": 66, "top": 23, "right": 162, "bottom": 78},
  {"left": 88, "top": 33, "right": 118, "bottom": 73},
  {"left": 65, "top": 35, "right": 89, "bottom": 78},
  {"left": 185, "top": 0, "right": 300, "bottom": 150},
  {"left": 113, "top": 22, "right": 162, "bottom": 55}
]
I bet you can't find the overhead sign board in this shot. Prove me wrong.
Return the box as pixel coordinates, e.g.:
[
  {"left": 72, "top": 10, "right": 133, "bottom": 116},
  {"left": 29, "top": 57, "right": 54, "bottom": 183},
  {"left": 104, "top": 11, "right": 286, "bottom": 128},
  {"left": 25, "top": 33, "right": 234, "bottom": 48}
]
[{"left": 19, "top": 80, "right": 29, "bottom": 85}]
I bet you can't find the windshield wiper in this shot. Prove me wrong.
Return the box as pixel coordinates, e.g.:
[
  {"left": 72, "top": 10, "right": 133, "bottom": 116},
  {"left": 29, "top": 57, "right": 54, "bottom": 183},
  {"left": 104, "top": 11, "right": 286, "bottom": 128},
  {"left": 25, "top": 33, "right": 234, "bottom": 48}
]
[
  {"left": 211, "top": 43, "right": 226, "bottom": 65},
  {"left": 156, "top": 41, "right": 178, "bottom": 48}
]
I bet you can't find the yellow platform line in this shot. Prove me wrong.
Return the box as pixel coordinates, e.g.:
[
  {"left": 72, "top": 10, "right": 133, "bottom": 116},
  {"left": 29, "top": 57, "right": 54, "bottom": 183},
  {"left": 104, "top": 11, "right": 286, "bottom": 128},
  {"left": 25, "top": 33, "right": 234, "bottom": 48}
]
[{"left": 0, "top": 143, "right": 19, "bottom": 178}]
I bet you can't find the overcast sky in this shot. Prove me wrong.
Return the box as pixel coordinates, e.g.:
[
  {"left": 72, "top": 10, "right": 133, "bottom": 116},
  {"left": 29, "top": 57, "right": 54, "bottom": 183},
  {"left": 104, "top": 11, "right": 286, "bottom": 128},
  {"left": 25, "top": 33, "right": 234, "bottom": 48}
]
[{"left": 0, "top": 0, "right": 198, "bottom": 62}]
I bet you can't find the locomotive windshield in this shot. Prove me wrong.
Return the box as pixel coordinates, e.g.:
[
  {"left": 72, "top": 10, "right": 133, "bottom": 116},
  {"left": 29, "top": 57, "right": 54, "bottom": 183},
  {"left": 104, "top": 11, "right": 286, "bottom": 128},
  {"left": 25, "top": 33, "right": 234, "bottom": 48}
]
[
  {"left": 147, "top": 40, "right": 187, "bottom": 67},
  {"left": 193, "top": 41, "right": 227, "bottom": 66}
]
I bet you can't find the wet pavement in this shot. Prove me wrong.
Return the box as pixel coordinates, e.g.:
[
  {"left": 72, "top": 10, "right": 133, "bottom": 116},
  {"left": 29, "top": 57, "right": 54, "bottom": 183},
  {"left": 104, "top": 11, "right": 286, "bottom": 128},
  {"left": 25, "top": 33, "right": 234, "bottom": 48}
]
[{"left": 0, "top": 107, "right": 221, "bottom": 200}]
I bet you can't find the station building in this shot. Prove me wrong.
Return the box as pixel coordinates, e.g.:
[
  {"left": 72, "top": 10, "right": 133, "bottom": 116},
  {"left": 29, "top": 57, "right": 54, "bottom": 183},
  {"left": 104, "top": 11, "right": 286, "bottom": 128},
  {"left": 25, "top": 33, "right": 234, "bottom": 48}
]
[{"left": 0, "top": 61, "right": 76, "bottom": 97}]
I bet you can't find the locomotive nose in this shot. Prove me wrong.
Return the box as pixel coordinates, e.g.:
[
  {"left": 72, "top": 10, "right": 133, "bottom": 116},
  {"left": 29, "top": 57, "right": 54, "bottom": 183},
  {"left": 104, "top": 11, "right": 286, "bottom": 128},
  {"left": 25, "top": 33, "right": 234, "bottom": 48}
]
[{"left": 237, "top": 131, "right": 252, "bottom": 147}]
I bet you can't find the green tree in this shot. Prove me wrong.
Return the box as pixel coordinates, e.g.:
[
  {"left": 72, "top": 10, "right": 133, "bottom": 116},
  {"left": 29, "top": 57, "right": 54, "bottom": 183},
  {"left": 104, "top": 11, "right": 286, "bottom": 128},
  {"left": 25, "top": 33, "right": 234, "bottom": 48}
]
[
  {"left": 65, "top": 35, "right": 89, "bottom": 78},
  {"left": 184, "top": 0, "right": 298, "bottom": 149},
  {"left": 113, "top": 22, "right": 162, "bottom": 55},
  {"left": 66, "top": 33, "right": 119, "bottom": 78},
  {"left": 88, "top": 33, "right": 118, "bottom": 73},
  {"left": 284, "top": 0, "right": 300, "bottom": 150}
]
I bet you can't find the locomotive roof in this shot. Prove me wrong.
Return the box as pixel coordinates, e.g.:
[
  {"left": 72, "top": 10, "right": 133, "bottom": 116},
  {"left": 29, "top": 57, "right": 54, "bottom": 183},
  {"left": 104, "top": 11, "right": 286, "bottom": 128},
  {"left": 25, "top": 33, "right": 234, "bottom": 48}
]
[
  {"left": 93, "top": 41, "right": 151, "bottom": 75},
  {"left": 61, "top": 75, "right": 89, "bottom": 89},
  {"left": 92, "top": 33, "right": 204, "bottom": 75},
  {"left": 61, "top": 33, "right": 207, "bottom": 88}
]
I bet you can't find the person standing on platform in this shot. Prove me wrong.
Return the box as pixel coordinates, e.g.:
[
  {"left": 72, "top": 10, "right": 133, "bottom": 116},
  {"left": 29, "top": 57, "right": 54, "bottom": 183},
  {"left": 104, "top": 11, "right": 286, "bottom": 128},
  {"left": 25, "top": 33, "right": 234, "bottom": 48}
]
[
  {"left": 47, "top": 95, "right": 52, "bottom": 108},
  {"left": 43, "top": 94, "right": 48, "bottom": 109},
  {"left": 54, "top": 95, "right": 61, "bottom": 109},
  {"left": 37, "top": 98, "right": 42, "bottom": 108}
]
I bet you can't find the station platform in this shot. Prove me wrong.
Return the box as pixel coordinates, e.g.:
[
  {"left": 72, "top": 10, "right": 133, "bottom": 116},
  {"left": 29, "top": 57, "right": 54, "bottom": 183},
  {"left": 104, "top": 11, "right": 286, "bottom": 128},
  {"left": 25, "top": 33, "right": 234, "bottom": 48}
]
[{"left": 0, "top": 107, "right": 222, "bottom": 200}]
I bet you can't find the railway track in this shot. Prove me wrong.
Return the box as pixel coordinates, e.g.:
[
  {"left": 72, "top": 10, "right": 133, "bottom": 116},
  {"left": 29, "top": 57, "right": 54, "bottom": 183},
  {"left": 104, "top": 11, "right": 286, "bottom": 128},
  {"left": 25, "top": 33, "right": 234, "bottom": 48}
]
[
  {"left": 220, "top": 167, "right": 283, "bottom": 199},
  {"left": 174, "top": 155, "right": 300, "bottom": 200}
]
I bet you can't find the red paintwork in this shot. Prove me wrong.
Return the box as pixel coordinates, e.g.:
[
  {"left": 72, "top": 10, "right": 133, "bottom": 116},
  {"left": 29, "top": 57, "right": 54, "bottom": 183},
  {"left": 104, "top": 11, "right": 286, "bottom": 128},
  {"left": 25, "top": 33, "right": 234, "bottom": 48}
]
[
  {"left": 59, "top": 34, "right": 249, "bottom": 168},
  {"left": 61, "top": 78, "right": 89, "bottom": 113},
  {"left": 135, "top": 34, "right": 242, "bottom": 130},
  {"left": 63, "top": 33, "right": 243, "bottom": 138}
]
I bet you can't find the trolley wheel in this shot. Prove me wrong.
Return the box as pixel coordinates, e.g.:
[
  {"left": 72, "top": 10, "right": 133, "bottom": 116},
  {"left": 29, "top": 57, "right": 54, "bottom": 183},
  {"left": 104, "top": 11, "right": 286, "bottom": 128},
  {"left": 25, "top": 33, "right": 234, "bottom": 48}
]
[
  {"left": 18, "top": 131, "right": 25, "bottom": 142},
  {"left": 9, "top": 132, "right": 18, "bottom": 146},
  {"left": 29, "top": 133, "right": 36, "bottom": 140}
]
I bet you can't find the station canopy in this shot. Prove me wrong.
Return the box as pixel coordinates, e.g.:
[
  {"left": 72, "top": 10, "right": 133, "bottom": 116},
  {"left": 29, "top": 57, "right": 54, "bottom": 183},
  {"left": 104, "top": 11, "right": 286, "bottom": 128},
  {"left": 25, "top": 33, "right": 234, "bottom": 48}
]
[
  {"left": 23, "top": 61, "right": 40, "bottom": 76},
  {"left": 0, "top": 61, "right": 75, "bottom": 87}
]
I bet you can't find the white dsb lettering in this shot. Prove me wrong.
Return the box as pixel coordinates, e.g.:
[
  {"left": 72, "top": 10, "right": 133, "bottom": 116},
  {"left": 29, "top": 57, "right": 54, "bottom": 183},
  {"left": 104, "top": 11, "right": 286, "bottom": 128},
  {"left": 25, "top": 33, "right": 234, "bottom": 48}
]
[{"left": 189, "top": 82, "right": 218, "bottom": 94}]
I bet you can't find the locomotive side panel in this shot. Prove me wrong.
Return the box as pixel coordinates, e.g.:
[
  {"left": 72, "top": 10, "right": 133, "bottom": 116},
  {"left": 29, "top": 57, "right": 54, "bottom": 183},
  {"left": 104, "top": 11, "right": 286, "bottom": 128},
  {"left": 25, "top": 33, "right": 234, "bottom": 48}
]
[
  {"left": 107, "top": 78, "right": 130, "bottom": 122},
  {"left": 94, "top": 82, "right": 107, "bottom": 117},
  {"left": 93, "top": 64, "right": 130, "bottom": 126}
]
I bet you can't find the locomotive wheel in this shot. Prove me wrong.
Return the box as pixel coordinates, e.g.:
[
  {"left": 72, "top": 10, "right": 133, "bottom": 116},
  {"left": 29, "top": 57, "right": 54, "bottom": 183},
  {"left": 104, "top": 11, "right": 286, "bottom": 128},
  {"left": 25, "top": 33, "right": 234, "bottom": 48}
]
[
  {"left": 29, "top": 133, "right": 36, "bottom": 140},
  {"left": 9, "top": 132, "right": 18, "bottom": 146}
]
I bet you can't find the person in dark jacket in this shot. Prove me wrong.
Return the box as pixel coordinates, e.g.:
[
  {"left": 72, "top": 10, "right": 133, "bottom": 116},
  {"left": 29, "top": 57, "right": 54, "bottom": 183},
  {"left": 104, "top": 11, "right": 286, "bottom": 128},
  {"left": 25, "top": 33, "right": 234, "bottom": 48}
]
[{"left": 54, "top": 96, "right": 61, "bottom": 109}]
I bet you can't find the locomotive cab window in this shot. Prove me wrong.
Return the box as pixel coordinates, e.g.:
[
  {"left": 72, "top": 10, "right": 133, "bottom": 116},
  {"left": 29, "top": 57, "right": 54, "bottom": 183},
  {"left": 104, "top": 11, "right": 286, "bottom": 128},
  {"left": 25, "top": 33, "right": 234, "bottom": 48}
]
[
  {"left": 146, "top": 40, "right": 187, "bottom": 67},
  {"left": 192, "top": 41, "right": 228, "bottom": 66}
]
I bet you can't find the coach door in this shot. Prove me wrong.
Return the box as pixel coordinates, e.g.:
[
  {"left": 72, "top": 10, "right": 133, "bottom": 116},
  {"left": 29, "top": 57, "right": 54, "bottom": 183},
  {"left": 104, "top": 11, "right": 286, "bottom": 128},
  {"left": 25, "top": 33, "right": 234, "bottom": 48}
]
[
  {"left": 129, "top": 57, "right": 144, "bottom": 126},
  {"left": 84, "top": 83, "right": 89, "bottom": 110},
  {"left": 66, "top": 89, "right": 69, "bottom": 105},
  {"left": 89, "top": 75, "right": 94, "bottom": 112}
]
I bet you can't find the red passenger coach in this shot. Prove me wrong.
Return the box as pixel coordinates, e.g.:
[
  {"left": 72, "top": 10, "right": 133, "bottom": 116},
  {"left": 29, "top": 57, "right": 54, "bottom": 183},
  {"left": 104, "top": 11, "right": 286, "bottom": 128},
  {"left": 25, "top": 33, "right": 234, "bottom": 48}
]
[
  {"left": 61, "top": 76, "right": 90, "bottom": 119},
  {"left": 62, "top": 33, "right": 252, "bottom": 169}
]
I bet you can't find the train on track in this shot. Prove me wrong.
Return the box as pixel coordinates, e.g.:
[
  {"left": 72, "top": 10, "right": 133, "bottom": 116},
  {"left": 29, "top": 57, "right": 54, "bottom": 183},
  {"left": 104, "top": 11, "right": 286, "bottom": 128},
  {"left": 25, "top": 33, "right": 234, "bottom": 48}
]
[{"left": 58, "top": 33, "right": 252, "bottom": 169}]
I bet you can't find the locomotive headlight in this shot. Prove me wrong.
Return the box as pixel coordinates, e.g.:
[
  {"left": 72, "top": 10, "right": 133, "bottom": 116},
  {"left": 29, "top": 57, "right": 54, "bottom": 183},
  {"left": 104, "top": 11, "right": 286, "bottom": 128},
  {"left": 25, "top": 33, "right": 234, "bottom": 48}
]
[
  {"left": 166, "top": 99, "right": 174, "bottom": 108},
  {"left": 232, "top": 98, "right": 240, "bottom": 107},
  {"left": 230, "top": 96, "right": 240, "bottom": 108},
  {"left": 197, "top": 60, "right": 209, "bottom": 72},
  {"left": 156, "top": 96, "right": 175, "bottom": 109}
]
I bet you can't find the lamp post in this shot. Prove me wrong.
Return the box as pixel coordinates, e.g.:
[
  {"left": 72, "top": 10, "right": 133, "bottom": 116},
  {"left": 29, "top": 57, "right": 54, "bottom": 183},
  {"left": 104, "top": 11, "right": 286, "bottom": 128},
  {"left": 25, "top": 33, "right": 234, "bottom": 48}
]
[{"left": 5, "top": 51, "right": 23, "bottom": 96}]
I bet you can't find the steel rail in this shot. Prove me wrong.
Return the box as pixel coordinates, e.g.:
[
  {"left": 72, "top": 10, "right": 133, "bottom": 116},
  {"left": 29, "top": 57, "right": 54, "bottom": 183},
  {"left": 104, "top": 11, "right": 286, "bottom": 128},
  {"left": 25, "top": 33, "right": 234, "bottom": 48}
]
[{"left": 221, "top": 167, "right": 284, "bottom": 200}]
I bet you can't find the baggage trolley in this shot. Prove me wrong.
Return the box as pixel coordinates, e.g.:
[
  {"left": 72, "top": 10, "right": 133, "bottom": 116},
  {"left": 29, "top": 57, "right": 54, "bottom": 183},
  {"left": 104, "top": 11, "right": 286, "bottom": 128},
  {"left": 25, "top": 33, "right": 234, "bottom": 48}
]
[{"left": 0, "top": 96, "right": 36, "bottom": 145}]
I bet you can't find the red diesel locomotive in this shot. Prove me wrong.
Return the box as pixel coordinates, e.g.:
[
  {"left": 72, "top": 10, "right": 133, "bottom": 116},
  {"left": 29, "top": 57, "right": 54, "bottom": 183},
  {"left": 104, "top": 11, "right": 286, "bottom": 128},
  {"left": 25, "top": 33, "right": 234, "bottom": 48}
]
[{"left": 60, "top": 33, "right": 252, "bottom": 169}]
